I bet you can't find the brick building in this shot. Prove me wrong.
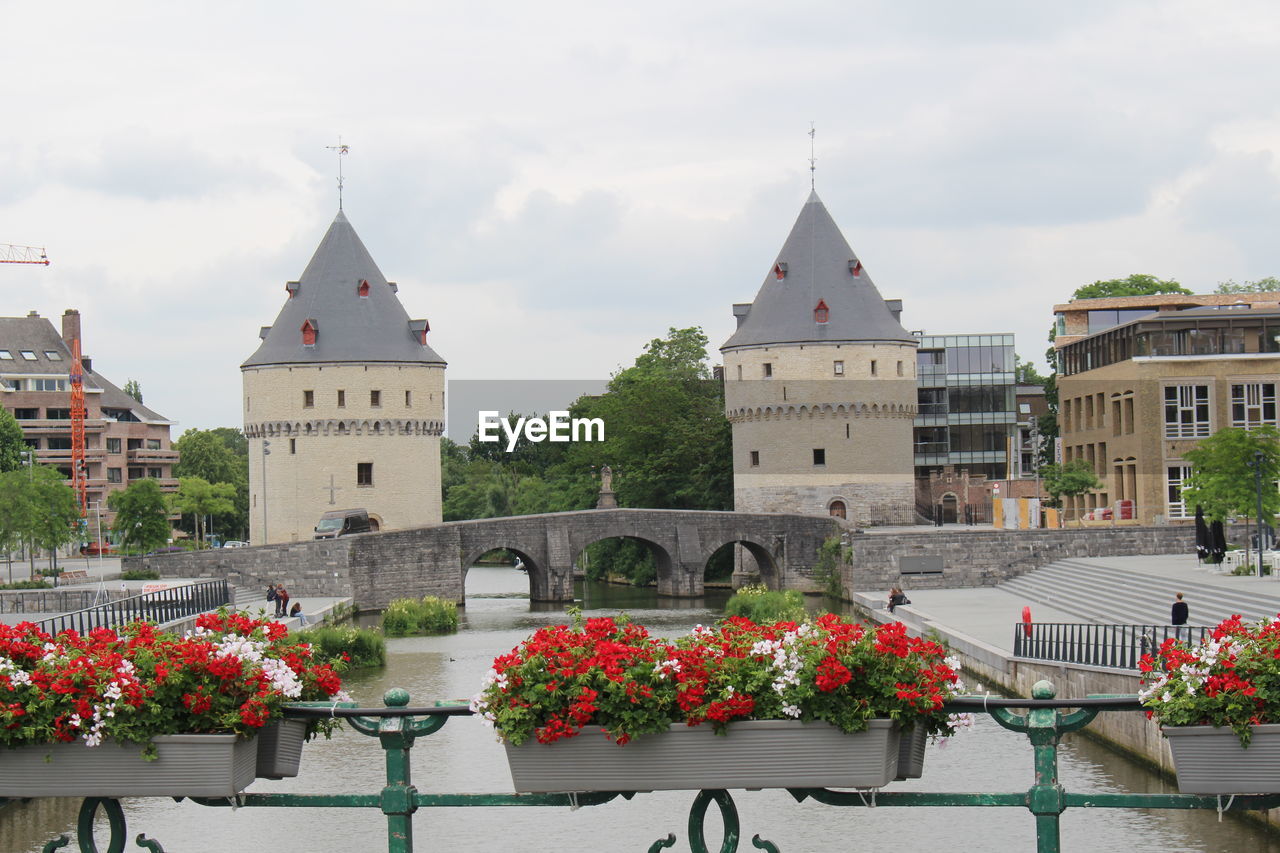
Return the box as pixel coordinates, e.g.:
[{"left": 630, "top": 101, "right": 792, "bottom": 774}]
[
  {"left": 242, "top": 211, "right": 446, "bottom": 545},
  {"left": 0, "top": 309, "right": 179, "bottom": 529},
  {"left": 720, "top": 191, "right": 917, "bottom": 525},
  {"left": 1053, "top": 291, "right": 1280, "bottom": 524}
]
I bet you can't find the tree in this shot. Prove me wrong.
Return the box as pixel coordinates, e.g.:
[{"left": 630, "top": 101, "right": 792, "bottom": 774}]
[
  {"left": 0, "top": 465, "right": 81, "bottom": 576},
  {"left": 0, "top": 408, "right": 26, "bottom": 473},
  {"left": 173, "top": 427, "right": 249, "bottom": 539},
  {"left": 1216, "top": 277, "right": 1280, "bottom": 294},
  {"left": 1181, "top": 426, "right": 1280, "bottom": 524},
  {"left": 123, "top": 379, "right": 143, "bottom": 403},
  {"left": 169, "top": 477, "right": 237, "bottom": 548},
  {"left": 1039, "top": 459, "right": 1102, "bottom": 511},
  {"left": 1069, "top": 274, "right": 1191, "bottom": 300},
  {"left": 1014, "top": 354, "right": 1048, "bottom": 387},
  {"left": 108, "top": 479, "right": 171, "bottom": 553}
]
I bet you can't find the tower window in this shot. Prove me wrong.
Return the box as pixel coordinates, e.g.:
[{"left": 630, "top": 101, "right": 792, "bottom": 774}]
[
  {"left": 301, "top": 319, "right": 318, "bottom": 346},
  {"left": 405, "top": 390, "right": 412, "bottom": 407},
  {"left": 750, "top": 450, "right": 760, "bottom": 467},
  {"left": 289, "top": 438, "right": 296, "bottom": 455},
  {"left": 870, "top": 360, "right": 878, "bottom": 376},
  {"left": 814, "top": 299, "right": 829, "bottom": 324},
  {"left": 370, "top": 390, "right": 381, "bottom": 408},
  {"left": 897, "top": 361, "right": 904, "bottom": 376},
  {"left": 303, "top": 390, "right": 314, "bottom": 408},
  {"left": 762, "top": 363, "right": 773, "bottom": 378},
  {"left": 358, "top": 279, "right": 370, "bottom": 298},
  {"left": 774, "top": 262, "right": 788, "bottom": 280},
  {"left": 849, "top": 259, "right": 863, "bottom": 277},
  {"left": 813, "top": 448, "right": 826, "bottom": 466},
  {"left": 357, "top": 462, "right": 373, "bottom": 487},
  {"left": 337, "top": 390, "right": 346, "bottom": 408},
  {"left": 833, "top": 360, "right": 844, "bottom": 376}
]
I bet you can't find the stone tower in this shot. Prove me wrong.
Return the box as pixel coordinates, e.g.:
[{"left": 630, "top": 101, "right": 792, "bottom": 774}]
[
  {"left": 720, "top": 191, "right": 917, "bottom": 525},
  {"left": 242, "top": 211, "right": 446, "bottom": 544}
]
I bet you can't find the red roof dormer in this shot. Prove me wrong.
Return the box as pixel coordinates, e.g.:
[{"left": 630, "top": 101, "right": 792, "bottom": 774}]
[
  {"left": 814, "top": 299, "right": 829, "bottom": 324},
  {"left": 301, "top": 318, "right": 318, "bottom": 346},
  {"left": 357, "top": 279, "right": 370, "bottom": 298}
]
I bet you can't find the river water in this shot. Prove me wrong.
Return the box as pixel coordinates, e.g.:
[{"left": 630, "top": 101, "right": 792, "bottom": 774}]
[{"left": 10, "top": 566, "right": 1280, "bottom": 852}]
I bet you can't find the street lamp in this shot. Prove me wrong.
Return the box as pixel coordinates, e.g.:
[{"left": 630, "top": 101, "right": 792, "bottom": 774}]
[{"left": 1248, "top": 450, "right": 1267, "bottom": 577}]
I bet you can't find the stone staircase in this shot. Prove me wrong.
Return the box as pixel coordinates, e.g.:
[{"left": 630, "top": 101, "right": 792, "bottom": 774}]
[{"left": 999, "top": 558, "right": 1280, "bottom": 627}]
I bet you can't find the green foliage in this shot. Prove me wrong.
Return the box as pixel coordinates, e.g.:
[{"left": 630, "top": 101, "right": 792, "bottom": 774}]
[
  {"left": 173, "top": 428, "right": 249, "bottom": 540},
  {"left": 297, "top": 624, "right": 386, "bottom": 668},
  {"left": 121, "top": 568, "right": 161, "bottom": 581},
  {"left": 381, "top": 595, "right": 459, "bottom": 636},
  {"left": 1182, "top": 426, "right": 1280, "bottom": 524},
  {"left": 1216, "top": 277, "right": 1280, "bottom": 294},
  {"left": 0, "top": 409, "right": 25, "bottom": 473},
  {"left": 1013, "top": 354, "right": 1048, "bottom": 387},
  {"left": 108, "top": 478, "right": 171, "bottom": 553},
  {"left": 811, "top": 536, "right": 846, "bottom": 598},
  {"left": 169, "top": 477, "right": 237, "bottom": 548},
  {"left": 0, "top": 465, "right": 82, "bottom": 567},
  {"left": 122, "top": 379, "right": 143, "bottom": 403},
  {"left": 1070, "top": 274, "right": 1191, "bottom": 300},
  {"left": 0, "top": 579, "right": 52, "bottom": 590},
  {"left": 724, "top": 585, "right": 806, "bottom": 622},
  {"left": 1038, "top": 459, "right": 1102, "bottom": 507}
]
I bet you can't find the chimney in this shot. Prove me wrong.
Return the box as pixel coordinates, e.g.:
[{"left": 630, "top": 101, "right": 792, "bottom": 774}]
[{"left": 62, "top": 309, "right": 82, "bottom": 348}]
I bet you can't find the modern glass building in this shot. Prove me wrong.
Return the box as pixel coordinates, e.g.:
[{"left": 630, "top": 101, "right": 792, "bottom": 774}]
[{"left": 913, "top": 334, "right": 1017, "bottom": 481}]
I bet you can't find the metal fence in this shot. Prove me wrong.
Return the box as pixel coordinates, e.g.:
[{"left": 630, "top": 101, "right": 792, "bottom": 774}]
[
  {"left": 33, "top": 579, "right": 230, "bottom": 635},
  {"left": 1013, "top": 622, "right": 1213, "bottom": 669}
]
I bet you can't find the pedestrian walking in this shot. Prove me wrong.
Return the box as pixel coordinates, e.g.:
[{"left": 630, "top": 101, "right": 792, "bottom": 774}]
[{"left": 1171, "top": 592, "right": 1188, "bottom": 640}]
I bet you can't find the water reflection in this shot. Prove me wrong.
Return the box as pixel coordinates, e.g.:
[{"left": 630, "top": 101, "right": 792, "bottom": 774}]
[{"left": 17, "top": 566, "right": 1280, "bottom": 852}]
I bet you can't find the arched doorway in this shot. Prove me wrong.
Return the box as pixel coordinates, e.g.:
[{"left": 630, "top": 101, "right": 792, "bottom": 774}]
[
  {"left": 940, "top": 493, "right": 958, "bottom": 524},
  {"left": 828, "top": 500, "right": 847, "bottom": 520}
]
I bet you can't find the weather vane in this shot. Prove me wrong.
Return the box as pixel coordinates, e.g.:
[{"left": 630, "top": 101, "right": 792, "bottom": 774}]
[
  {"left": 325, "top": 137, "right": 350, "bottom": 210},
  {"left": 808, "top": 122, "right": 817, "bottom": 189}
]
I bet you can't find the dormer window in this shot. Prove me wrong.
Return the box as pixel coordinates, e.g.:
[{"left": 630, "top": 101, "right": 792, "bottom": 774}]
[
  {"left": 409, "top": 319, "right": 430, "bottom": 345},
  {"left": 814, "top": 299, "right": 829, "bottom": 324},
  {"left": 357, "top": 279, "right": 370, "bottom": 298},
  {"left": 285, "top": 281, "right": 300, "bottom": 299},
  {"left": 774, "top": 262, "right": 788, "bottom": 280},
  {"left": 301, "top": 319, "right": 318, "bottom": 347},
  {"left": 849, "top": 259, "right": 863, "bottom": 277}
]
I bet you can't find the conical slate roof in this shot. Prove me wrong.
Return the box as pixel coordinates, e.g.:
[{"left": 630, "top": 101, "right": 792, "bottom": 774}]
[
  {"left": 242, "top": 211, "right": 445, "bottom": 368},
  {"left": 721, "top": 191, "right": 915, "bottom": 351}
]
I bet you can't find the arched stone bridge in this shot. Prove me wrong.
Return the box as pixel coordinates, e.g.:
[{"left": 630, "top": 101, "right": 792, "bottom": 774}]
[{"left": 132, "top": 508, "right": 839, "bottom": 609}]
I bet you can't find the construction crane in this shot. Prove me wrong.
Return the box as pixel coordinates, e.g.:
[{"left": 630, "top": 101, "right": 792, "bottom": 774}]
[{"left": 0, "top": 244, "right": 49, "bottom": 265}]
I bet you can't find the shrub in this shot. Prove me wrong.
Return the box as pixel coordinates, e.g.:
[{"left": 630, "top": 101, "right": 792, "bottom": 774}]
[
  {"left": 724, "top": 585, "right": 806, "bottom": 623},
  {"left": 382, "top": 595, "right": 459, "bottom": 637},
  {"left": 121, "top": 568, "right": 161, "bottom": 581},
  {"left": 298, "top": 624, "right": 386, "bottom": 669},
  {"left": 0, "top": 579, "right": 52, "bottom": 590}
]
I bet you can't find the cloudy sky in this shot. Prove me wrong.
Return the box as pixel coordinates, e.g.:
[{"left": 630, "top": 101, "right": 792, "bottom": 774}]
[{"left": 5, "top": 1, "right": 1280, "bottom": 433}]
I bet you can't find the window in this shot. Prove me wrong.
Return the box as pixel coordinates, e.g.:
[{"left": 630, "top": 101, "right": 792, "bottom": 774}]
[
  {"left": 370, "top": 390, "right": 381, "bottom": 407},
  {"left": 1231, "top": 383, "right": 1277, "bottom": 429},
  {"left": 762, "top": 363, "right": 772, "bottom": 378},
  {"left": 146, "top": 439, "right": 161, "bottom": 450},
  {"left": 1166, "top": 464, "right": 1193, "bottom": 520},
  {"left": 813, "top": 448, "right": 826, "bottom": 466},
  {"left": 290, "top": 438, "right": 296, "bottom": 455},
  {"left": 750, "top": 450, "right": 760, "bottom": 467},
  {"left": 147, "top": 467, "right": 162, "bottom": 479},
  {"left": 0, "top": 350, "right": 10, "bottom": 359},
  {"left": 337, "top": 390, "right": 346, "bottom": 408},
  {"left": 46, "top": 437, "right": 71, "bottom": 450},
  {"left": 357, "top": 462, "right": 373, "bottom": 487},
  {"left": 897, "top": 361, "right": 904, "bottom": 377},
  {"left": 127, "top": 438, "right": 143, "bottom": 450},
  {"left": 829, "top": 500, "right": 846, "bottom": 520},
  {"left": 405, "top": 390, "right": 412, "bottom": 407},
  {"left": 357, "top": 279, "right": 370, "bottom": 297},
  {"left": 870, "top": 360, "right": 878, "bottom": 376},
  {"left": 106, "top": 438, "right": 121, "bottom": 454},
  {"left": 30, "top": 378, "right": 66, "bottom": 391},
  {"left": 833, "top": 361, "right": 844, "bottom": 376},
  {"left": 814, "top": 299, "right": 829, "bottom": 324},
  {"left": 46, "top": 408, "right": 70, "bottom": 420},
  {"left": 127, "top": 467, "right": 144, "bottom": 480},
  {"left": 13, "top": 408, "right": 37, "bottom": 420},
  {"left": 303, "top": 390, "right": 314, "bottom": 408},
  {"left": 19, "top": 350, "right": 36, "bottom": 361},
  {"left": 1164, "top": 385, "right": 1210, "bottom": 438},
  {"left": 43, "top": 351, "right": 62, "bottom": 361},
  {"left": 301, "top": 320, "right": 317, "bottom": 346},
  {"left": 106, "top": 468, "right": 122, "bottom": 484}
]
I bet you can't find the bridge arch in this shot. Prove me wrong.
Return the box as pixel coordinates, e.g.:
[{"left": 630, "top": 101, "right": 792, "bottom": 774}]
[
  {"left": 702, "top": 537, "right": 782, "bottom": 590},
  {"left": 570, "top": 534, "right": 676, "bottom": 591}
]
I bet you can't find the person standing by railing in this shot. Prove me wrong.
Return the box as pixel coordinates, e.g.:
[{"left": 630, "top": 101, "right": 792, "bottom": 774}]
[{"left": 1171, "top": 592, "right": 1189, "bottom": 640}]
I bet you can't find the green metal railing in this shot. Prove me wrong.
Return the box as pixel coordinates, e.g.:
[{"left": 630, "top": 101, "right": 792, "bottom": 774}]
[{"left": 39, "top": 680, "right": 1280, "bottom": 853}]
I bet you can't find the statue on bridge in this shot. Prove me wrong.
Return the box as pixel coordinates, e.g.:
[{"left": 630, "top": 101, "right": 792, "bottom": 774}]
[{"left": 596, "top": 465, "right": 618, "bottom": 509}]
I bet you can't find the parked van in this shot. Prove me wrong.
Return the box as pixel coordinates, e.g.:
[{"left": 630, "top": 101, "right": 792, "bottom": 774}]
[{"left": 314, "top": 509, "right": 372, "bottom": 539}]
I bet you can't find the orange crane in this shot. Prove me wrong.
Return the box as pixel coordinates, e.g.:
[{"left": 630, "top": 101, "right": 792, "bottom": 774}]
[{"left": 0, "top": 244, "right": 49, "bottom": 265}]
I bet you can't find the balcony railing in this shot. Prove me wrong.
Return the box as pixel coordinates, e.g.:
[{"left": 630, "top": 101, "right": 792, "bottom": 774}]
[
  {"left": 1013, "top": 622, "right": 1213, "bottom": 669},
  {"left": 32, "top": 580, "right": 229, "bottom": 635},
  {"left": 126, "top": 448, "right": 179, "bottom": 462},
  {"left": 40, "top": 686, "right": 1280, "bottom": 853}
]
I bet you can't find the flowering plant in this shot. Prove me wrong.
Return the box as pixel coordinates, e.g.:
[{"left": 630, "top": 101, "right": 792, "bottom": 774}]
[
  {"left": 1140, "top": 614, "right": 1280, "bottom": 746},
  {"left": 0, "top": 609, "right": 350, "bottom": 756},
  {"left": 472, "top": 612, "right": 964, "bottom": 747}
]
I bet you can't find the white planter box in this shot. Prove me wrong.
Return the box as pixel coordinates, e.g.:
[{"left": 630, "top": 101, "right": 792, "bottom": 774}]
[
  {"left": 1163, "top": 723, "right": 1280, "bottom": 794},
  {"left": 256, "top": 719, "right": 307, "bottom": 779},
  {"left": 0, "top": 734, "right": 257, "bottom": 798},
  {"left": 504, "top": 719, "right": 900, "bottom": 793}
]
